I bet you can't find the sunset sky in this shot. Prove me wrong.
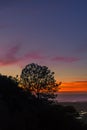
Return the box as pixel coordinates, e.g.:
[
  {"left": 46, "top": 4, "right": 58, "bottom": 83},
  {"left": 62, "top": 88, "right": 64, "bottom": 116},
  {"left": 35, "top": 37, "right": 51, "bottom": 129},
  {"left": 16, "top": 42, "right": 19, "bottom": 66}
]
[{"left": 0, "top": 0, "right": 87, "bottom": 92}]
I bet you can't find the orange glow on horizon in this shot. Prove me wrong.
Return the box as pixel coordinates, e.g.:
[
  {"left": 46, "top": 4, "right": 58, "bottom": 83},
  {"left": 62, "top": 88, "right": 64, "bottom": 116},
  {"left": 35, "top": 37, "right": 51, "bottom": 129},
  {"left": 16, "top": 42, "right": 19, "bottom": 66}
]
[
  {"left": 0, "top": 66, "right": 87, "bottom": 93},
  {"left": 59, "top": 81, "right": 87, "bottom": 92}
]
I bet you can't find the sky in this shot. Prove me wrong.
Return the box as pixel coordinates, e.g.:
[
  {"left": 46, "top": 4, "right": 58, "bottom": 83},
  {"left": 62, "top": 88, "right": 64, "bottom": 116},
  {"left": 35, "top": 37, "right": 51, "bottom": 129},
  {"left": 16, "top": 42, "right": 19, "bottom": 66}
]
[{"left": 0, "top": 0, "right": 87, "bottom": 92}]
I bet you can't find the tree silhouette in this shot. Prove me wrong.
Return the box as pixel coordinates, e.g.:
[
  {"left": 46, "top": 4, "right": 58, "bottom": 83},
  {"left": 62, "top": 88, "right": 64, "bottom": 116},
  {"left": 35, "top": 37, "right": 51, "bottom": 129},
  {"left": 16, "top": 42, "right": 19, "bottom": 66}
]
[{"left": 20, "top": 63, "right": 61, "bottom": 99}]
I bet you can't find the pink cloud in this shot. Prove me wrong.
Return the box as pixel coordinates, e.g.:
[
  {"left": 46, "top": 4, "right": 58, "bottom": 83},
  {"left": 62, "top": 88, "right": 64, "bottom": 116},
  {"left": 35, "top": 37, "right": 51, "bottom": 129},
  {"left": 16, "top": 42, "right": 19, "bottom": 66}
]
[
  {"left": 0, "top": 44, "right": 80, "bottom": 66},
  {"left": 0, "top": 44, "right": 22, "bottom": 66},
  {"left": 24, "top": 51, "right": 45, "bottom": 60},
  {"left": 6, "top": 44, "right": 21, "bottom": 57},
  {"left": 0, "top": 45, "right": 45, "bottom": 66},
  {"left": 52, "top": 56, "right": 80, "bottom": 63}
]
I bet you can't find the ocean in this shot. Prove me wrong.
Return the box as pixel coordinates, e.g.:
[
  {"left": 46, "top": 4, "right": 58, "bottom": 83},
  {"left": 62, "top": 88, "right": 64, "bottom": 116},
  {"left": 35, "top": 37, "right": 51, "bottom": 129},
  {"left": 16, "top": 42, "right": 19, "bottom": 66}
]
[{"left": 56, "top": 92, "right": 87, "bottom": 102}]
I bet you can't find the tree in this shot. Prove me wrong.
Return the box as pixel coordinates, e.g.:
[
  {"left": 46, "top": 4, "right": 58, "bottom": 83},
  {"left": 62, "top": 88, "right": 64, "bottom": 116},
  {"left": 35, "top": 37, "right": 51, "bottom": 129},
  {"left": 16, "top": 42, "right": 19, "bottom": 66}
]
[{"left": 20, "top": 63, "right": 61, "bottom": 99}]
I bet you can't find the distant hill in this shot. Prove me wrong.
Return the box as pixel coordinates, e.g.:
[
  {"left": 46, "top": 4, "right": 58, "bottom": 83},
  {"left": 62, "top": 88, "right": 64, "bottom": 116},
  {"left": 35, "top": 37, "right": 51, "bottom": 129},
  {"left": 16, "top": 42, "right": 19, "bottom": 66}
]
[{"left": 59, "top": 102, "right": 87, "bottom": 112}]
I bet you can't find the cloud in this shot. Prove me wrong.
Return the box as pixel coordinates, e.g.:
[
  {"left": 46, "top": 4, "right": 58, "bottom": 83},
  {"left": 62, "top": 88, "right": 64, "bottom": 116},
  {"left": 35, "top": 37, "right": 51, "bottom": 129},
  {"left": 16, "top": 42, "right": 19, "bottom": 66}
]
[
  {"left": 0, "top": 44, "right": 22, "bottom": 66},
  {"left": 0, "top": 45, "right": 45, "bottom": 66},
  {"left": 7, "top": 44, "right": 21, "bottom": 56},
  {"left": 0, "top": 44, "right": 80, "bottom": 66},
  {"left": 60, "top": 81, "right": 87, "bottom": 92},
  {"left": 24, "top": 51, "right": 45, "bottom": 60},
  {"left": 52, "top": 56, "right": 80, "bottom": 63},
  {"left": 73, "top": 81, "right": 87, "bottom": 83}
]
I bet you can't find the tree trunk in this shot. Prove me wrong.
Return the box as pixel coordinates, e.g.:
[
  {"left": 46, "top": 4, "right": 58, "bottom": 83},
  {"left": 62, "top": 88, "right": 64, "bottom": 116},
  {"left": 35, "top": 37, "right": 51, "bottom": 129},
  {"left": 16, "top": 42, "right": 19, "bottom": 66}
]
[{"left": 37, "top": 92, "right": 40, "bottom": 100}]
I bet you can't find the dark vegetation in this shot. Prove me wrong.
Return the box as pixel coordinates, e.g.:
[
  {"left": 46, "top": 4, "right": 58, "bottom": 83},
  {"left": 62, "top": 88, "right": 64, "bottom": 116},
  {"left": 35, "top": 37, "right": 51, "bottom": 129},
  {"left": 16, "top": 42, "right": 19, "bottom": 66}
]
[
  {"left": 20, "top": 63, "right": 61, "bottom": 99},
  {"left": 0, "top": 63, "right": 87, "bottom": 130}
]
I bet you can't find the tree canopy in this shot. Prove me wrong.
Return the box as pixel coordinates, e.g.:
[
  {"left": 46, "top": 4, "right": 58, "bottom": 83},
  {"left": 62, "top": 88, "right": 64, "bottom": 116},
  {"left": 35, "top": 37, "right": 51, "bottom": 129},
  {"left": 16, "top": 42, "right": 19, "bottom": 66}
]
[{"left": 20, "top": 63, "right": 61, "bottom": 99}]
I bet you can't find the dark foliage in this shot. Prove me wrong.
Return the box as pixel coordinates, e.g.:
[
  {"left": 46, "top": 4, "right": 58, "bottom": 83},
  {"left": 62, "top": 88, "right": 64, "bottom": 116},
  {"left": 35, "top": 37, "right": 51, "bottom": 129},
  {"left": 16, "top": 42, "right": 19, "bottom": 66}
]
[
  {"left": 0, "top": 74, "right": 86, "bottom": 130},
  {"left": 20, "top": 63, "right": 61, "bottom": 99}
]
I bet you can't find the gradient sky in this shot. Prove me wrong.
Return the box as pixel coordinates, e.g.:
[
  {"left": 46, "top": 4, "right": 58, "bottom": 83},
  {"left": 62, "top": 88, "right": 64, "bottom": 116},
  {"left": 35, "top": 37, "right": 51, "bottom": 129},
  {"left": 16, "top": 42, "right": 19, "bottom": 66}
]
[{"left": 0, "top": 0, "right": 87, "bottom": 91}]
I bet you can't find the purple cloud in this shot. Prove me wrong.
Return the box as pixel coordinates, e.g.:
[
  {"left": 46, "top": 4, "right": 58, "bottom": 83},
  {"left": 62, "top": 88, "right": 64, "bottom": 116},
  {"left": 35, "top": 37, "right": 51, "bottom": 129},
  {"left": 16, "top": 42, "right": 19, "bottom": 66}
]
[
  {"left": 7, "top": 44, "right": 21, "bottom": 56},
  {"left": 52, "top": 56, "right": 80, "bottom": 63},
  {"left": 24, "top": 51, "right": 45, "bottom": 60},
  {"left": 0, "top": 45, "right": 45, "bottom": 66},
  {"left": 0, "top": 44, "right": 80, "bottom": 66},
  {"left": 0, "top": 44, "right": 22, "bottom": 66}
]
